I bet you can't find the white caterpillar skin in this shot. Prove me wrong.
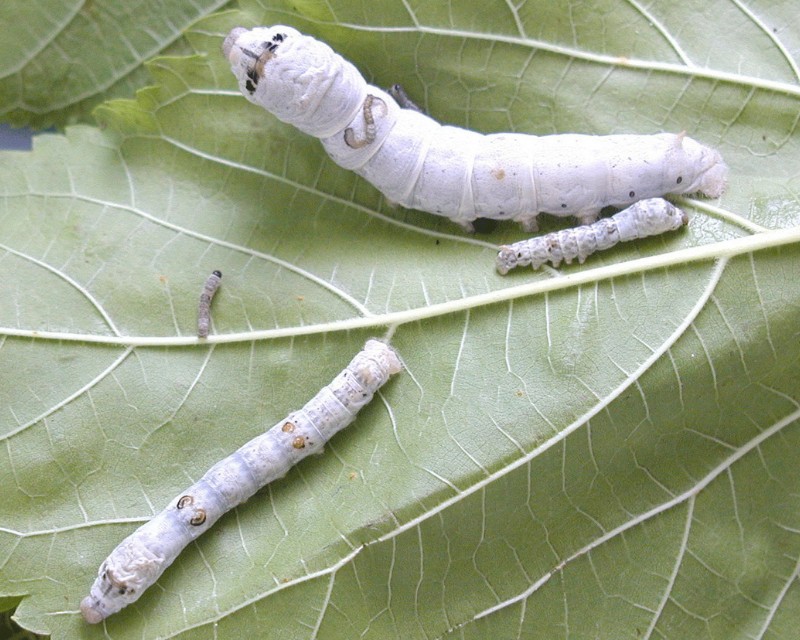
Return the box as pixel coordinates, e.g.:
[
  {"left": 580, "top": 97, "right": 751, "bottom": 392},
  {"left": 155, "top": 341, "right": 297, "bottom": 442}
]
[
  {"left": 223, "top": 26, "right": 728, "bottom": 232},
  {"left": 496, "top": 197, "right": 688, "bottom": 274},
  {"left": 80, "top": 340, "right": 402, "bottom": 623}
]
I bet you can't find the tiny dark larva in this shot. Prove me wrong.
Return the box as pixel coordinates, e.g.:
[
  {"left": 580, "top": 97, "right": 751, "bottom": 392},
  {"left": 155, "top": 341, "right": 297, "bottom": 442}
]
[
  {"left": 197, "top": 270, "right": 222, "bottom": 338},
  {"left": 80, "top": 340, "right": 403, "bottom": 623},
  {"left": 387, "top": 83, "right": 423, "bottom": 113}
]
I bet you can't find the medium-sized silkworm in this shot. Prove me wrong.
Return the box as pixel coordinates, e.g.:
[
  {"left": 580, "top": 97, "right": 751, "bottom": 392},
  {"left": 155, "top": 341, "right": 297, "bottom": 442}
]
[
  {"left": 197, "top": 270, "right": 222, "bottom": 338},
  {"left": 80, "top": 339, "right": 403, "bottom": 623},
  {"left": 495, "top": 198, "right": 688, "bottom": 274}
]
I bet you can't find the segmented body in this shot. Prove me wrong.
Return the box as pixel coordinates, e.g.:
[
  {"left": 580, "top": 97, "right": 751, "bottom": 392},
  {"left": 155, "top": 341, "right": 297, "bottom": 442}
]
[
  {"left": 223, "top": 26, "right": 727, "bottom": 232},
  {"left": 197, "top": 270, "right": 222, "bottom": 338},
  {"left": 80, "top": 340, "right": 402, "bottom": 623},
  {"left": 496, "top": 198, "right": 688, "bottom": 273}
]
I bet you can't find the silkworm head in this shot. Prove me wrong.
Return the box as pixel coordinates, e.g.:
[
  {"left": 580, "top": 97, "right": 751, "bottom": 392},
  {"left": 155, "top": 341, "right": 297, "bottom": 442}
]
[
  {"left": 672, "top": 135, "right": 728, "bottom": 199},
  {"left": 222, "top": 27, "right": 247, "bottom": 60},
  {"left": 495, "top": 246, "right": 518, "bottom": 275},
  {"left": 223, "top": 26, "right": 368, "bottom": 138},
  {"left": 652, "top": 200, "right": 689, "bottom": 232},
  {"left": 80, "top": 565, "right": 140, "bottom": 623},
  {"left": 363, "top": 339, "right": 403, "bottom": 376},
  {"left": 80, "top": 596, "right": 105, "bottom": 624},
  {"left": 81, "top": 540, "right": 165, "bottom": 623},
  {"left": 224, "top": 26, "right": 301, "bottom": 97}
]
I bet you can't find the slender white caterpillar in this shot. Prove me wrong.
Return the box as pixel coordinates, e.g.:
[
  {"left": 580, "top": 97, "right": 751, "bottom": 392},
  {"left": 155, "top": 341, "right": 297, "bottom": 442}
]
[
  {"left": 80, "top": 339, "right": 402, "bottom": 623},
  {"left": 197, "top": 270, "right": 222, "bottom": 338},
  {"left": 223, "top": 26, "right": 728, "bottom": 232},
  {"left": 496, "top": 197, "right": 688, "bottom": 274}
]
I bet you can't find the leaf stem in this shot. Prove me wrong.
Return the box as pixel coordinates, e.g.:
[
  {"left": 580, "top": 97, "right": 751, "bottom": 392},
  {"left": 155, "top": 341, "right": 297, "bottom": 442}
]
[{"left": 2, "top": 226, "right": 798, "bottom": 346}]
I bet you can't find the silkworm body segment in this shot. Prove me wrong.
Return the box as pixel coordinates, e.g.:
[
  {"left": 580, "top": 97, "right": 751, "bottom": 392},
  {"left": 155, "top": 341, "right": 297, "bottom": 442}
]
[
  {"left": 223, "top": 26, "right": 727, "bottom": 232},
  {"left": 80, "top": 340, "right": 402, "bottom": 623},
  {"left": 496, "top": 197, "right": 688, "bottom": 274}
]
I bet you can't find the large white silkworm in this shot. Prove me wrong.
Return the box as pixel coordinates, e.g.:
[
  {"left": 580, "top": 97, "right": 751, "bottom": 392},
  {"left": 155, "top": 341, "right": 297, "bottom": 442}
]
[
  {"left": 222, "top": 26, "right": 728, "bottom": 232},
  {"left": 197, "top": 270, "right": 222, "bottom": 338},
  {"left": 80, "top": 339, "right": 402, "bottom": 623},
  {"left": 496, "top": 197, "right": 688, "bottom": 274}
]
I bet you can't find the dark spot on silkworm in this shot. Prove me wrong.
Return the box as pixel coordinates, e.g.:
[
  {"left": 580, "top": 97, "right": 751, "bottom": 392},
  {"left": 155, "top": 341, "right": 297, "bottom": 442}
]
[
  {"left": 255, "top": 50, "right": 275, "bottom": 77},
  {"left": 282, "top": 421, "right": 296, "bottom": 432},
  {"left": 106, "top": 569, "right": 127, "bottom": 591},
  {"left": 629, "top": 190, "right": 635, "bottom": 198},
  {"left": 177, "top": 495, "right": 194, "bottom": 509},
  {"left": 190, "top": 510, "right": 207, "bottom": 526},
  {"left": 273, "top": 33, "right": 286, "bottom": 42},
  {"left": 245, "top": 68, "right": 259, "bottom": 94},
  {"left": 677, "top": 176, "right": 683, "bottom": 184},
  {"left": 292, "top": 436, "right": 306, "bottom": 449},
  {"left": 561, "top": 203, "right": 567, "bottom": 209}
]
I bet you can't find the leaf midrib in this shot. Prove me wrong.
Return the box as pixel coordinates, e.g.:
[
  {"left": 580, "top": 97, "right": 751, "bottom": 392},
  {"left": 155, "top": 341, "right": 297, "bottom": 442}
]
[{"left": 2, "top": 225, "right": 797, "bottom": 347}]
